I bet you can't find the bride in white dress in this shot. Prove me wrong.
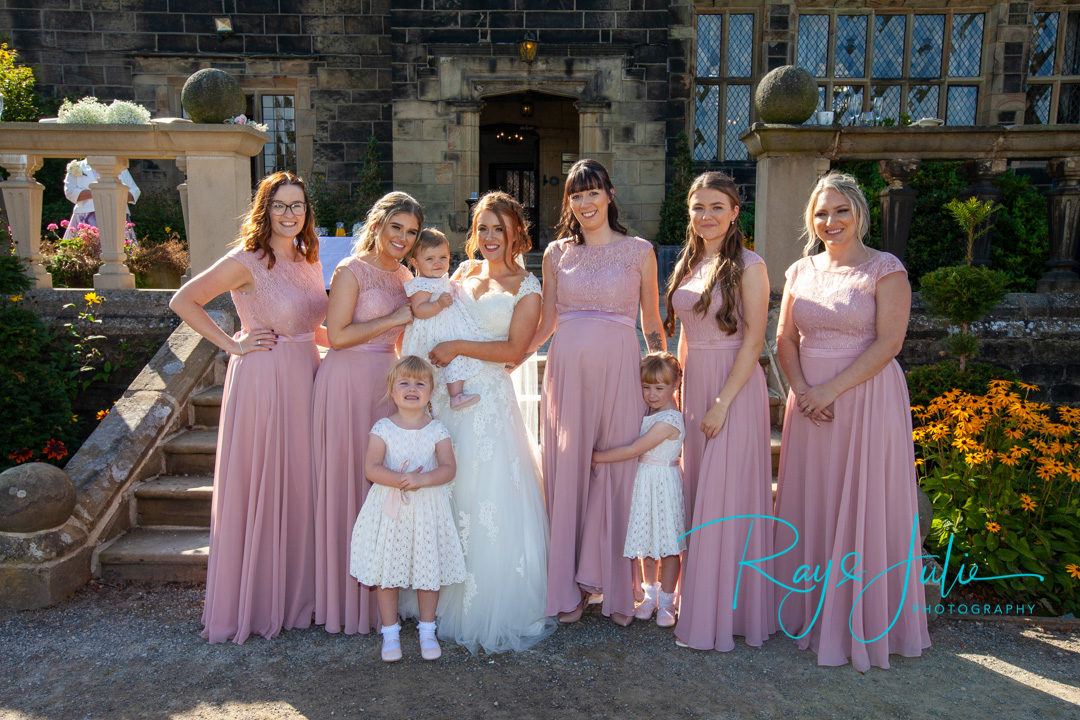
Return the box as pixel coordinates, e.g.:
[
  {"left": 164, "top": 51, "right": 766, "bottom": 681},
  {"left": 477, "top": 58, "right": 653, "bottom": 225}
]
[{"left": 426, "top": 192, "right": 556, "bottom": 653}]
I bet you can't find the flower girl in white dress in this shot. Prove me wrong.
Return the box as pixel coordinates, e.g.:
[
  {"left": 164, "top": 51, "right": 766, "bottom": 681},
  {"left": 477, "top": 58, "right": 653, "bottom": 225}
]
[
  {"left": 592, "top": 352, "right": 686, "bottom": 627},
  {"left": 402, "top": 228, "right": 485, "bottom": 410},
  {"left": 350, "top": 356, "right": 466, "bottom": 662}
]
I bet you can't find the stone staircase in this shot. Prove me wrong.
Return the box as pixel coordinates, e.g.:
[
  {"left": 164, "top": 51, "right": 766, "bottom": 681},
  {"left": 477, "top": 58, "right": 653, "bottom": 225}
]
[{"left": 96, "top": 351, "right": 787, "bottom": 584}]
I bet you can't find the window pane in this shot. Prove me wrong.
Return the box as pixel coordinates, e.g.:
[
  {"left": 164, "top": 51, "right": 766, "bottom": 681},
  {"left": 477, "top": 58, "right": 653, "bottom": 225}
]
[
  {"left": 872, "top": 15, "right": 905, "bottom": 79},
  {"left": 834, "top": 15, "right": 867, "bottom": 78},
  {"left": 870, "top": 85, "right": 902, "bottom": 122},
  {"left": 724, "top": 84, "right": 751, "bottom": 161},
  {"left": 1063, "top": 11, "right": 1080, "bottom": 76},
  {"left": 907, "top": 84, "right": 939, "bottom": 120},
  {"left": 797, "top": 14, "right": 830, "bottom": 77},
  {"left": 1025, "top": 84, "right": 1052, "bottom": 124},
  {"left": 261, "top": 95, "right": 297, "bottom": 174},
  {"left": 833, "top": 85, "right": 864, "bottom": 124},
  {"left": 693, "top": 85, "right": 719, "bottom": 161},
  {"left": 1059, "top": 84, "right": 1080, "bottom": 123},
  {"left": 1030, "top": 12, "right": 1058, "bottom": 76},
  {"left": 945, "top": 86, "right": 978, "bottom": 125},
  {"left": 911, "top": 15, "right": 945, "bottom": 78},
  {"left": 949, "top": 14, "right": 984, "bottom": 77},
  {"left": 697, "top": 14, "right": 722, "bottom": 77},
  {"left": 727, "top": 14, "right": 754, "bottom": 78}
]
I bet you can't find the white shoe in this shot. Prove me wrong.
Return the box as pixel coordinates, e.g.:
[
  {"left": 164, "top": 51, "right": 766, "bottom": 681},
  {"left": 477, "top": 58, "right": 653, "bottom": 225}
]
[{"left": 419, "top": 634, "right": 441, "bottom": 660}]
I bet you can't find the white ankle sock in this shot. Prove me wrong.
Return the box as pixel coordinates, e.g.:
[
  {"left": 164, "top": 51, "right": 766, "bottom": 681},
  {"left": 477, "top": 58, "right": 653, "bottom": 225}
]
[
  {"left": 642, "top": 581, "right": 659, "bottom": 602},
  {"left": 381, "top": 623, "right": 401, "bottom": 641},
  {"left": 657, "top": 590, "right": 675, "bottom": 609},
  {"left": 418, "top": 620, "right": 437, "bottom": 640}
]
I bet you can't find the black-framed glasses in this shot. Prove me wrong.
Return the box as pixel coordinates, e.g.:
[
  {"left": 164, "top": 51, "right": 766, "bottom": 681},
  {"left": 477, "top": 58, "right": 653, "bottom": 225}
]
[{"left": 269, "top": 201, "right": 307, "bottom": 216}]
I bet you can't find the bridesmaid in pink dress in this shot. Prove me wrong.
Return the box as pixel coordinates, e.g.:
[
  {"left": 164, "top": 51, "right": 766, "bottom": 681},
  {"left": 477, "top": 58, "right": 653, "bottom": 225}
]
[
  {"left": 773, "top": 172, "right": 931, "bottom": 670},
  {"left": 312, "top": 192, "right": 422, "bottom": 635},
  {"left": 169, "top": 172, "right": 328, "bottom": 644},
  {"left": 530, "top": 159, "right": 665, "bottom": 625},
  {"left": 668, "top": 172, "right": 777, "bottom": 651}
]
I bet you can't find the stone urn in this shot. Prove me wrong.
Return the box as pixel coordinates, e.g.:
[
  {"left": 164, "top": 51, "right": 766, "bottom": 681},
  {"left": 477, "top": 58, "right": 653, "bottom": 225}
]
[
  {"left": 754, "top": 65, "right": 818, "bottom": 125},
  {"left": 0, "top": 463, "right": 76, "bottom": 533}
]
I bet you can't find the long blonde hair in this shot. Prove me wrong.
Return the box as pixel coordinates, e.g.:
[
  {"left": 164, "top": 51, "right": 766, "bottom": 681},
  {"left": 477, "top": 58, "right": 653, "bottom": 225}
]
[
  {"left": 801, "top": 172, "right": 869, "bottom": 256},
  {"left": 353, "top": 191, "right": 424, "bottom": 256},
  {"left": 663, "top": 172, "right": 746, "bottom": 337}
]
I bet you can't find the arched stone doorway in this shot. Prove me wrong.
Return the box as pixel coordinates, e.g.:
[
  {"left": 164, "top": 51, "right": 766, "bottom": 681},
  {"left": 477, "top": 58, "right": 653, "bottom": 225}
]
[{"left": 479, "top": 92, "right": 578, "bottom": 247}]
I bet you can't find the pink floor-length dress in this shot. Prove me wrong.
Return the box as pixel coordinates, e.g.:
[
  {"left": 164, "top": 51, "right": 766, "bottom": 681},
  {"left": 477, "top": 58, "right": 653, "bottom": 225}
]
[
  {"left": 672, "top": 248, "right": 777, "bottom": 651},
  {"left": 202, "top": 246, "right": 327, "bottom": 644},
  {"left": 542, "top": 236, "right": 651, "bottom": 619},
  {"left": 773, "top": 251, "right": 931, "bottom": 671},
  {"left": 313, "top": 257, "right": 411, "bottom": 634}
]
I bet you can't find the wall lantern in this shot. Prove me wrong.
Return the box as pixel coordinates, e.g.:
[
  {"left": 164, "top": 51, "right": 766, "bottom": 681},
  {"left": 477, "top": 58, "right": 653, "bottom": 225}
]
[
  {"left": 215, "top": 18, "right": 234, "bottom": 39},
  {"left": 519, "top": 32, "right": 538, "bottom": 63},
  {"left": 520, "top": 99, "right": 535, "bottom": 117}
]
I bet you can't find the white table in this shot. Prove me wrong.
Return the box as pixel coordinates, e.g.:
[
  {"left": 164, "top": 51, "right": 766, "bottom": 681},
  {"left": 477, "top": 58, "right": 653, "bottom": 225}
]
[{"left": 318, "top": 235, "right": 354, "bottom": 289}]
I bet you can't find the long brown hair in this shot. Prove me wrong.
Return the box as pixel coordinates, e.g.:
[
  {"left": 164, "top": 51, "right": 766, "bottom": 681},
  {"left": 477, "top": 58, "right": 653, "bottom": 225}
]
[
  {"left": 353, "top": 191, "right": 424, "bottom": 256},
  {"left": 663, "top": 172, "right": 746, "bottom": 337},
  {"left": 237, "top": 171, "right": 319, "bottom": 269},
  {"left": 465, "top": 191, "right": 532, "bottom": 265},
  {"left": 554, "top": 159, "right": 628, "bottom": 244}
]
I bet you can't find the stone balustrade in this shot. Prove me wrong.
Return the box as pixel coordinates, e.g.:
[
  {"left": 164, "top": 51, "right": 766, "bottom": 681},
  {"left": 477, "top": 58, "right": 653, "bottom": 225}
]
[
  {"left": 740, "top": 124, "right": 1080, "bottom": 293},
  {"left": 0, "top": 121, "right": 267, "bottom": 289}
]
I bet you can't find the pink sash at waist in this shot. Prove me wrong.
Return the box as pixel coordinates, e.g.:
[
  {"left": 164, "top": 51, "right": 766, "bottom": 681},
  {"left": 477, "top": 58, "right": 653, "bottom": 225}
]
[
  {"left": 234, "top": 331, "right": 315, "bottom": 344},
  {"left": 638, "top": 456, "right": 680, "bottom": 467},
  {"left": 799, "top": 345, "right": 869, "bottom": 359},
  {"left": 686, "top": 338, "right": 743, "bottom": 350},
  {"left": 341, "top": 342, "right": 395, "bottom": 354},
  {"left": 557, "top": 310, "right": 636, "bottom": 329}
]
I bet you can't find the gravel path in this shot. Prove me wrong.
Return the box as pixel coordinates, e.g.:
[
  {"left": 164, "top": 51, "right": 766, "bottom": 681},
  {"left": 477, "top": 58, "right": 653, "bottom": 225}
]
[{"left": 1, "top": 582, "right": 1078, "bottom": 720}]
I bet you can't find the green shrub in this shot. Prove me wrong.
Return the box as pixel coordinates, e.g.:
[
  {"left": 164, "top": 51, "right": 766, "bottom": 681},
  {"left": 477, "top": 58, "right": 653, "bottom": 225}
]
[
  {"left": 655, "top": 132, "right": 693, "bottom": 245},
  {"left": 905, "top": 360, "right": 1017, "bottom": 409},
  {"left": 129, "top": 188, "right": 187, "bottom": 244},
  {"left": 309, "top": 134, "right": 385, "bottom": 233},
  {"left": 0, "top": 43, "right": 40, "bottom": 122},
  {"left": 0, "top": 253, "right": 76, "bottom": 471}
]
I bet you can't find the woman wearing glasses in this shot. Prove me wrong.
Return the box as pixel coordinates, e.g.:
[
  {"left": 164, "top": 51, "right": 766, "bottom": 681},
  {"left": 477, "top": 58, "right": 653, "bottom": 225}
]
[
  {"left": 170, "top": 172, "right": 329, "bottom": 644},
  {"left": 312, "top": 192, "right": 423, "bottom": 637}
]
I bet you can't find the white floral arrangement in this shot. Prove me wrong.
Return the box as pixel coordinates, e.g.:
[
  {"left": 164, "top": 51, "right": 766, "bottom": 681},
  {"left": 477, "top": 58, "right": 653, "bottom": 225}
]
[
  {"left": 57, "top": 97, "right": 152, "bottom": 124},
  {"left": 105, "top": 99, "right": 151, "bottom": 124},
  {"left": 65, "top": 158, "right": 90, "bottom": 177},
  {"left": 224, "top": 114, "right": 268, "bottom": 133}
]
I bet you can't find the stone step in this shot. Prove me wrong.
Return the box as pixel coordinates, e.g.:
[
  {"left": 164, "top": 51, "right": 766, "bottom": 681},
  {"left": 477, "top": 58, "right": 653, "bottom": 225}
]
[
  {"left": 134, "top": 475, "right": 213, "bottom": 527},
  {"left": 97, "top": 528, "right": 209, "bottom": 583},
  {"left": 163, "top": 428, "right": 218, "bottom": 476},
  {"left": 191, "top": 385, "right": 223, "bottom": 427}
]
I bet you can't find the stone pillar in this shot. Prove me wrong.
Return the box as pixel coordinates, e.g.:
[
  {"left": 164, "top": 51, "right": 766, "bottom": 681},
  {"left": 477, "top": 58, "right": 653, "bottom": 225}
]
[
  {"left": 753, "top": 155, "right": 831, "bottom": 290},
  {"left": 0, "top": 153, "right": 50, "bottom": 288},
  {"left": 85, "top": 155, "right": 136, "bottom": 290},
  {"left": 877, "top": 158, "right": 920, "bottom": 261},
  {"left": 964, "top": 158, "right": 1006, "bottom": 266},
  {"left": 575, "top": 100, "right": 613, "bottom": 169},
  {"left": 175, "top": 156, "right": 191, "bottom": 282},
  {"left": 1039, "top": 156, "right": 1080, "bottom": 292},
  {"left": 182, "top": 153, "right": 254, "bottom": 278},
  {"left": 449, "top": 101, "right": 482, "bottom": 238}
]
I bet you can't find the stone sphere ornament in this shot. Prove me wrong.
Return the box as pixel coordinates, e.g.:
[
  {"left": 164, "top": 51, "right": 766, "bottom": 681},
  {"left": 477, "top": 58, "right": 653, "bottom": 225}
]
[
  {"left": 181, "top": 68, "right": 245, "bottom": 124},
  {"left": 0, "top": 463, "right": 76, "bottom": 533},
  {"left": 754, "top": 65, "right": 818, "bottom": 124}
]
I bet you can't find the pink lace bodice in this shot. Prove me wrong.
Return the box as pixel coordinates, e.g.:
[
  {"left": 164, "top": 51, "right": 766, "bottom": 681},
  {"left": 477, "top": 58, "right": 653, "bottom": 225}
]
[
  {"left": 672, "top": 248, "right": 764, "bottom": 344},
  {"left": 339, "top": 256, "right": 412, "bottom": 346},
  {"left": 785, "top": 251, "right": 907, "bottom": 351},
  {"left": 546, "top": 236, "right": 653, "bottom": 319},
  {"left": 226, "top": 247, "right": 327, "bottom": 336}
]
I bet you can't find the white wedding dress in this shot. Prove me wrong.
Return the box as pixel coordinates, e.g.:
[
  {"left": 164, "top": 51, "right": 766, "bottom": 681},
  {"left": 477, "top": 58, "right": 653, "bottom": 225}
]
[{"left": 429, "top": 264, "right": 556, "bottom": 653}]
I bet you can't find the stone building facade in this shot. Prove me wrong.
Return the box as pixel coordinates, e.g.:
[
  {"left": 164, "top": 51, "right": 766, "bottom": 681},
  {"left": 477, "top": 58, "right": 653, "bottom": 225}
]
[{"left": 2, "top": 1, "right": 1078, "bottom": 247}]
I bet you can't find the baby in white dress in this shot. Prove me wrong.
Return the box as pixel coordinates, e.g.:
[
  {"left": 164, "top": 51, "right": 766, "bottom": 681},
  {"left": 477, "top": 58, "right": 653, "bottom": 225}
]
[{"left": 402, "top": 228, "right": 484, "bottom": 410}]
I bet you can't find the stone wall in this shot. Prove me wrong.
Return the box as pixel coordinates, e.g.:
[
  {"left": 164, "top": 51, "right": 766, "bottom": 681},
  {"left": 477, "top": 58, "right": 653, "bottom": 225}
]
[{"left": 2, "top": 0, "right": 393, "bottom": 195}]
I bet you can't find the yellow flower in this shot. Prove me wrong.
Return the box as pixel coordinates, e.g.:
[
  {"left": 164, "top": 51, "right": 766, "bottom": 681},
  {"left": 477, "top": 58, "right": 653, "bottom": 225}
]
[
  {"left": 998, "top": 453, "right": 1018, "bottom": 467},
  {"left": 986, "top": 521, "right": 1001, "bottom": 534},
  {"left": 96, "top": 409, "right": 109, "bottom": 421},
  {"left": 164, "top": 226, "right": 171, "bottom": 233},
  {"left": 1067, "top": 563, "right": 1080, "bottom": 580},
  {"left": 914, "top": 457, "right": 925, "bottom": 467},
  {"left": 1036, "top": 463, "right": 1059, "bottom": 481},
  {"left": 70, "top": 414, "right": 78, "bottom": 423},
  {"left": 1067, "top": 465, "right": 1080, "bottom": 483},
  {"left": 1020, "top": 494, "right": 1037, "bottom": 512},
  {"left": 1003, "top": 427, "right": 1024, "bottom": 440},
  {"left": 952, "top": 436, "right": 980, "bottom": 452},
  {"left": 1018, "top": 381, "right": 1040, "bottom": 393},
  {"left": 9, "top": 294, "right": 22, "bottom": 302},
  {"left": 83, "top": 292, "right": 102, "bottom": 305}
]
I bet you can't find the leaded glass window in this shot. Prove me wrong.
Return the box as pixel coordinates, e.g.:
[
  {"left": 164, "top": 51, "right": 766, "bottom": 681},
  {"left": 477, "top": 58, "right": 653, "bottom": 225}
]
[
  {"left": 835, "top": 15, "right": 868, "bottom": 78},
  {"left": 871, "top": 85, "right": 902, "bottom": 122},
  {"left": 696, "top": 14, "right": 722, "bottom": 78},
  {"left": 1063, "top": 11, "right": 1080, "bottom": 77},
  {"left": 910, "top": 15, "right": 944, "bottom": 79},
  {"left": 872, "top": 15, "right": 905, "bottom": 79},
  {"left": 1058, "top": 84, "right": 1080, "bottom": 124},
  {"left": 945, "top": 86, "right": 978, "bottom": 126},
  {"left": 724, "top": 85, "right": 752, "bottom": 161},
  {"left": 693, "top": 85, "right": 719, "bottom": 161},
  {"left": 908, "top": 85, "right": 939, "bottom": 121},
  {"left": 949, "top": 14, "right": 984, "bottom": 77},
  {"left": 262, "top": 95, "right": 296, "bottom": 175},
  {"left": 694, "top": 11, "right": 756, "bottom": 161},
  {"left": 1031, "top": 12, "right": 1059, "bottom": 77},
  {"left": 797, "top": 14, "right": 829, "bottom": 77},
  {"left": 1025, "top": 84, "right": 1051, "bottom": 124},
  {"left": 728, "top": 15, "right": 754, "bottom": 78}
]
